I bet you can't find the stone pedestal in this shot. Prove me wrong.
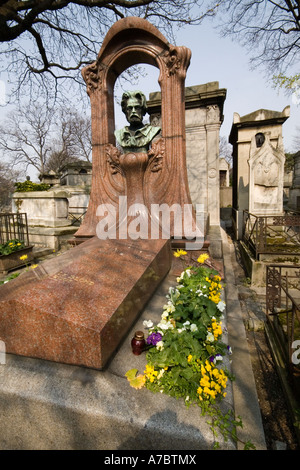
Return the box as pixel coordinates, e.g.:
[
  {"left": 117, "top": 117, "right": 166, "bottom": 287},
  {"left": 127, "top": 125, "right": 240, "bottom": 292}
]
[
  {"left": 12, "top": 190, "right": 72, "bottom": 228},
  {"left": 12, "top": 189, "right": 78, "bottom": 249}
]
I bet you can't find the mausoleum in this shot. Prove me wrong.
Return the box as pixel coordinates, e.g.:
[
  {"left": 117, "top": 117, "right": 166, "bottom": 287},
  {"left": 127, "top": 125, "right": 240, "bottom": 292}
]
[{"left": 229, "top": 107, "right": 290, "bottom": 239}]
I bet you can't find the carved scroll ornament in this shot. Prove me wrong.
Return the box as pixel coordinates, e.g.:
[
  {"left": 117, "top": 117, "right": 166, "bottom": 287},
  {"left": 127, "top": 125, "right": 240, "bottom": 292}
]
[
  {"left": 162, "top": 46, "right": 191, "bottom": 78},
  {"left": 82, "top": 61, "right": 104, "bottom": 95}
]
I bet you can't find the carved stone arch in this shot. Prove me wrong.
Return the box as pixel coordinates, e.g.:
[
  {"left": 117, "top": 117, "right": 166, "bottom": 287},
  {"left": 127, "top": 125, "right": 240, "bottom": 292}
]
[{"left": 75, "top": 17, "right": 197, "bottom": 239}]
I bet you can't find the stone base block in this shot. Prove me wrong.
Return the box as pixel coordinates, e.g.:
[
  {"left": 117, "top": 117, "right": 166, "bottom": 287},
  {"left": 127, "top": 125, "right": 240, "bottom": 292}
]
[
  {"left": 28, "top": 225, "right": 80, "bottom": 250},
  {"left": 0, "top": 236, "right": 172, "bottom": 369},
  {"left": 239, "top": 241, "right": 300, "bottom": 286}
]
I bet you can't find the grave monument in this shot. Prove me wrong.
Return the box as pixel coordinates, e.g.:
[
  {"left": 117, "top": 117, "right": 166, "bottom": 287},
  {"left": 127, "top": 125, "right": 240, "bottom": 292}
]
[
  {"left": 0, "top": 17, "right": 201, "bottom": 369},
  {"left": 229, "top": 107, "right": 290, "bottom": 239},
  {"left": 74, "top": 17, "right": 201, "bottom": 244}
]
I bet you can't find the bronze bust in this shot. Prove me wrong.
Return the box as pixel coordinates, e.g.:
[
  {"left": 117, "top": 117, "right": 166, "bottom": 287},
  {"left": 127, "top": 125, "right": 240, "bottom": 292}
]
[{"left": 114, "top": 90, "right": 161, "bottom": 153}]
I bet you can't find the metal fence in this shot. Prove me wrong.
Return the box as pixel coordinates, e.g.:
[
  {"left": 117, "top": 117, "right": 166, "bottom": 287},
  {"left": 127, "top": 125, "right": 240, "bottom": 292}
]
[
  {"left": 0, "top": 212, "right": 29, "bottom": 246},
  {"left": 266, "top": 264, "right": 300, "bottom": 392},
  {"left": 243, "top": 210, "right": 300, "bottom": 260}
]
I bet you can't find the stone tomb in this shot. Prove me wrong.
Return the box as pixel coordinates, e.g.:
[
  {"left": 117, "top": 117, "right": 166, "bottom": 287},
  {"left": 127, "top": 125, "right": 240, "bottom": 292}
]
[
  {"left": 229, "top": 107, "right": 290, "bottom": 239},
  {"left": 0, "top": 236, "right": 171, "bottom": 369},
  {"left": 0, "top": 17, "right": 197, "bottom": 369}
]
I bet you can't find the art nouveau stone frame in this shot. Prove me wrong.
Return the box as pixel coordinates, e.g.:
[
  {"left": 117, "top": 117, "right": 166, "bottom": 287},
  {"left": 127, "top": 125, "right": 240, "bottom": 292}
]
[{"left": 75, "top": 17, "right": 196, "bottom": 240}]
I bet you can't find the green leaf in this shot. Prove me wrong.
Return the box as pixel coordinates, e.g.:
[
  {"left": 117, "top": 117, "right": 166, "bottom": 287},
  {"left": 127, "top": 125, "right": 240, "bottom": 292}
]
[{"left": 125, "top": 369, "right": 145, "bottom": 389}]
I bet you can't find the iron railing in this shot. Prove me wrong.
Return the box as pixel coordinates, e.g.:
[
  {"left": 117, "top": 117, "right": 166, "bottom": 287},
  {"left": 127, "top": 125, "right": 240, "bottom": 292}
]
[
  {"left": 0, "top": 212, "right": 29, "bottom": 246},
  {"left": 243, "top": 210, "right": 300, "bottom": 260},
  {"left": 266, "top": 264, "right": 300, "bottom": 391}
]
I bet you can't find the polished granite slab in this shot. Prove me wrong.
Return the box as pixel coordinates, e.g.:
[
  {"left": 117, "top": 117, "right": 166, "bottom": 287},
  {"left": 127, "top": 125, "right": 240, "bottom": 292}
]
[{"left": 0, "top": 236, "right": 171, "bottom": 369}]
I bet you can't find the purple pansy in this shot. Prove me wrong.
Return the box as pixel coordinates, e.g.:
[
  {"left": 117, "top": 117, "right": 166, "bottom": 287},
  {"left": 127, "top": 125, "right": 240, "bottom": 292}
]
[{"left": 146, "top": 331, "right": 163, "bottom": 346}]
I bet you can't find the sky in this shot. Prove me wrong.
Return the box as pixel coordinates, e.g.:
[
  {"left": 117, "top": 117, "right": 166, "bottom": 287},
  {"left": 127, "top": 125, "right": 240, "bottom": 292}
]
[
  {"left": 0, "top": 14, "right": 299, "bottom": 181},
  {"left": 115, "top": 20, "right": 299, "bottom": 153}
]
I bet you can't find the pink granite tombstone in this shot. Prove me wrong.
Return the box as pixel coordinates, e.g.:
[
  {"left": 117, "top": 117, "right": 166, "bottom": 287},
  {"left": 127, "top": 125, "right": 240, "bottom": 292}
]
[
  {"left": 0, "top": 18, "right": 199, "bottom": 369},
  {"left": 74, "top": 17, "right": 199, "bottom": 243}
]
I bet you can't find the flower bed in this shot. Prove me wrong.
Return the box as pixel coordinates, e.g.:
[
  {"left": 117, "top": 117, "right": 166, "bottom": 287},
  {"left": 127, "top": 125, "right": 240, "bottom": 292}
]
[
  {"left": 0, "top": 241, "right": 34, "bottom": 275},
  {"left": 126, "top": 250, "right": 255, "bottom": 449}
]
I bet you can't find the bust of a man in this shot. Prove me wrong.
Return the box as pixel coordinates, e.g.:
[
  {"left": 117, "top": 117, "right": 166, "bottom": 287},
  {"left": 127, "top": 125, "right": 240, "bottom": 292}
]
[{"left": 114, "top": 90, "right": 161, "bottom": 154}]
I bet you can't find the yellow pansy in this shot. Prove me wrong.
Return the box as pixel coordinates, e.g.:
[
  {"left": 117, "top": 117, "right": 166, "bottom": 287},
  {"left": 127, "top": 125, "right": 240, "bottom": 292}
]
[
  {"left": 197, "top": 253, "right": 209, "bottom": 264},
  {"left": 173, "top": 249, "right": 187, "bottom": 258}
]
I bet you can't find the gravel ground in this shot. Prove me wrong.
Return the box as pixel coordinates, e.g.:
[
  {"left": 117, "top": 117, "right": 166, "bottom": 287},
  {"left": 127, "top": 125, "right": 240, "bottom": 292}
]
[{"left": 1, "top": 237, "right": 299, "bottom": 450}]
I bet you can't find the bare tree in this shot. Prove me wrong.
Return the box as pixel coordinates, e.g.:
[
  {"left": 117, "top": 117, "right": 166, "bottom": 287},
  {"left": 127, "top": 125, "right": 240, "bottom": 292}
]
[
  {"left": 44, "top": 108, "right": 92, "bottom": 172},
  {"left": 0, "top": 0, "right": 220, "bottom": 105},
  {"left": 44, "top": 150, "right": 80, "bottom": 174},
  {"left": 58, "top": 109, "right": 92, "bottom": 163},
  {"left": 293, "top": 125, "right": 300, "bottom": 151},
  {"left": 0, "top": 162, "right": 22, "bottom": 210},
  {"left": 218, "top": 1, "right": 300, "bottom": 77},
  {"left": 0, "top": 102, "right": 54, "bottom": 174},
  {"left": 219, "top": 135, "right": 232, "bottom": 167},
  {"left": 0, "top": 103, "right": 92, "bottom": 175}
]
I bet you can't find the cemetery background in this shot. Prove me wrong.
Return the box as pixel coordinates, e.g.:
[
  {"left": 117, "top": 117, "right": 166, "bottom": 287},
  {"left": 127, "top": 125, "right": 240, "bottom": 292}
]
[{"left": 0, "top": 6, "right": 300, "bottom": 451}]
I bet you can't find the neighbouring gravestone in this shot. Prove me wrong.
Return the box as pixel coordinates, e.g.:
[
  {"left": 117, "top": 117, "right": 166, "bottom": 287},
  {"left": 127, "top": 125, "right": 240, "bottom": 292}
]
[
  {"left": 0, "top": 17, "right": 201, "bottom": 369},
  {"left": 248, "top": 132, "right": 285, "bottom": 215},
  {"left": 229, "top": 107, "right": 290, "bottom": 239},
  {"left": 11, "top": 189, "right": 78, "bottom": 250}
]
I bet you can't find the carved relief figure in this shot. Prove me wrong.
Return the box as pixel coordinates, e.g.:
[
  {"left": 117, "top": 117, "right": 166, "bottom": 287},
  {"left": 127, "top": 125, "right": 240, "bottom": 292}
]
[
  {"left": 249, "top": 132, "right": 285, "bottom": 213},
  {"left": 114, "top": 90, "right": 161, "bottom": 154},
  {"left": 254, "top": 153, "right": 279, "bottom": 187}
]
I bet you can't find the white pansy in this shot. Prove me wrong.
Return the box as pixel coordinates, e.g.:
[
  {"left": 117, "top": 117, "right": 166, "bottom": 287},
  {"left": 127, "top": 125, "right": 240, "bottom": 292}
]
[
  {"left": 206, "top": 332, "right": 215, "bottom": 343},
  {"left": 217, "top": 301, "right": 226, "bottom": 312},
  {"left": 163, "top": 300, "right": 175, "bottom": 314},
  {"left": 161, "top": 311, "right": 169, "bottom": 320},
  {"left": 190, "top": 323, "right": 198, "bottom": 332},
  {"left": 182, "top": 320, "right": 190, "bottom": 327},
  {"left": 213, "top": 354, "right": 223, "bottom": 363},
  {"left": 143, "top": 320, "right": 153, "bottom": 328},
  {"left": 156, "top": 341, "right": 164, "bottom": 351},
  {"left": 157, "top": 319, "right": 174, "bottom": 330}
]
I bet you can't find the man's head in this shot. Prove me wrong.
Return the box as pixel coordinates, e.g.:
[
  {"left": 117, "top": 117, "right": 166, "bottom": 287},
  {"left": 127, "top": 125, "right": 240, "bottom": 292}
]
[{"left": 121, "top": 91, "right": 147, "bottom": 126}]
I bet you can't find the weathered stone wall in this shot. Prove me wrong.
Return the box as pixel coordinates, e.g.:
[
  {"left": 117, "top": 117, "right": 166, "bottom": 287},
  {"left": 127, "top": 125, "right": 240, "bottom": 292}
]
[{"left": 147, "top": 82, "right": 227, "bottom": 229}]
